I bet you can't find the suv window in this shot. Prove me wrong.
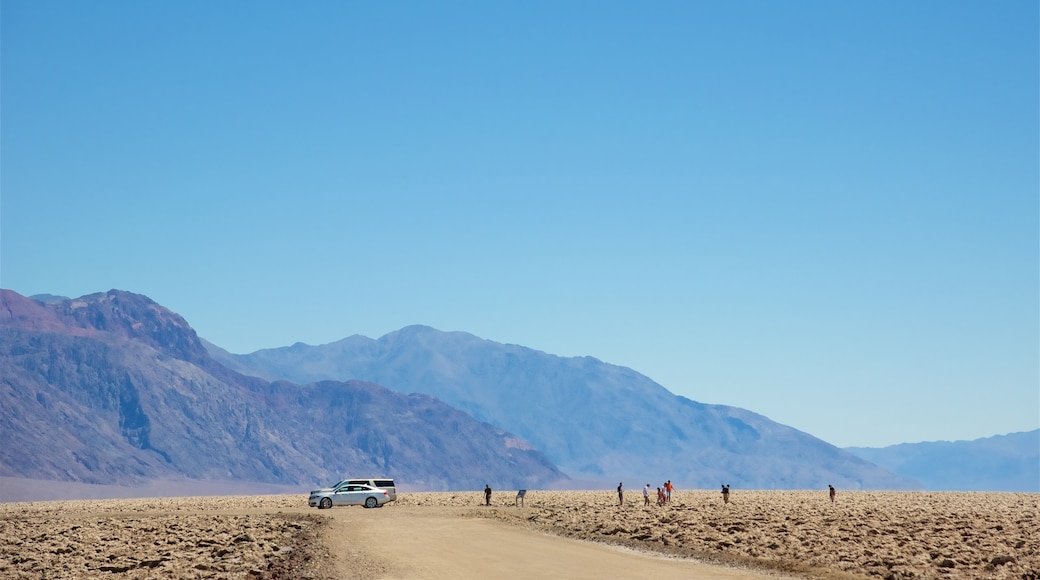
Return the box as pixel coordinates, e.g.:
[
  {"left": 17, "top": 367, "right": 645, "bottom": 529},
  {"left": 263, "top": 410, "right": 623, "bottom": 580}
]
[{"left": 347, "top": 479, "right": 395, "bottom": 488}]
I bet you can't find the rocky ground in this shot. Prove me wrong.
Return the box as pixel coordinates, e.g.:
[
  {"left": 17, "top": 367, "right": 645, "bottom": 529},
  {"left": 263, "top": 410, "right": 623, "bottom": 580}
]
[
  {"left": 401, "top": 490, "right": 1039, "bottom": 580},
  {"left": 0, "top": 495, "right": 325, "bottom": 579},
  {"left": 1, "top": 490, "right": 1036, "bottom": 579}
]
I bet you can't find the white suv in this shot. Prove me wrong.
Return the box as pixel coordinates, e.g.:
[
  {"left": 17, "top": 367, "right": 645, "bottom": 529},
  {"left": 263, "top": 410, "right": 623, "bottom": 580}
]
[{"left": 308, "top": 478, "right": 397, "bottom": 509}]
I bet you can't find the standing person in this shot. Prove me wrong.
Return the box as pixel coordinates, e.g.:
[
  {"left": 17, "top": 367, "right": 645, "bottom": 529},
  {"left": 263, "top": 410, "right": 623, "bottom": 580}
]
[
  {"left": 829, "top": 484, "right": 836, "bottom": 503},
  {"left": 643, "top": 483, "right": 651, "bottom": 506},
  {"left": 656, "top": 487, "right": 665, "bottom": 506},
  {"left": 665, "top": 480, "right": 674, "bottom": 503},
  {"left": 721, "top": 484, "right": 730, "bottom": 504},
  {"left": 484, "top": 484, "right": 492, "bottom": 506},
  {"left": 617, "top": 482, "right": 624, "bottom": 506}
]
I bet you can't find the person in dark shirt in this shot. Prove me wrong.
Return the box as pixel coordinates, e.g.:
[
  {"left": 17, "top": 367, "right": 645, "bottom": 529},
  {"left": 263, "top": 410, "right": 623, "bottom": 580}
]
[
  {"left": 617, "top": 482, "right": 624, "bottom": 506},
  {"left": 484, "top": 484, "right": 492, "bottom": 506}
]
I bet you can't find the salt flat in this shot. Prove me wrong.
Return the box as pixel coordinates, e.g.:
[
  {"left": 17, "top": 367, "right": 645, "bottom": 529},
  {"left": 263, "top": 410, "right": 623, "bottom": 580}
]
[{"left": 1, "top": 490, "right": 1036, "bottom": 579}]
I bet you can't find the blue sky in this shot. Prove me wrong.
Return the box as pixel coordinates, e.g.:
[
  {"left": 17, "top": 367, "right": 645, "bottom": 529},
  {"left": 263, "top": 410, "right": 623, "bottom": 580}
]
[{"left": 3, "top": 1, "right": 1037, "bottom": 448}]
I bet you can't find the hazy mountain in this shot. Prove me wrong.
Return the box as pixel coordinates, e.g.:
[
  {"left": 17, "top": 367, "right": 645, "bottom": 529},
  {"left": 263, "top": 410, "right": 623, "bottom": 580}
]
[
  {"left": 209, "top": 325, "right": 916, "bottom": 490},
  {"left": 846, "top": 431, "right": 1040, "bottom": 492},
  {"left": 0, "top": 290, "right": 566, "bottom": 493}
]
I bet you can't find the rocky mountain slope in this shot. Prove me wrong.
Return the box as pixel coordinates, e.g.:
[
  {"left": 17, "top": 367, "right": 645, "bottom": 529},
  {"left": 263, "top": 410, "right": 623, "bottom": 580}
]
[
  {"left": 210, "top": 325, "right": 916, "bottom": 490},
  {"left": 846, "top": 430, "right": 1040, "bottom": 492},
  {"left": 0, "top": 290, "right": 565, "bottom": 491}
]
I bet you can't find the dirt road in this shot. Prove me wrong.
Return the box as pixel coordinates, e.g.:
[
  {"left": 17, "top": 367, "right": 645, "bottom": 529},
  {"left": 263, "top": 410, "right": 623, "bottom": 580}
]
[{"left": 322, "top": 505, "right": 793, "bottom": 579}]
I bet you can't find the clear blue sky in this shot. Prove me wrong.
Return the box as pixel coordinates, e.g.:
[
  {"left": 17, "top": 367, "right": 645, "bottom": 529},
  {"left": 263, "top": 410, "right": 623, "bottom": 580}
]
[{"left": 3, "top": 1, "right": 1037, "bottom": 448}]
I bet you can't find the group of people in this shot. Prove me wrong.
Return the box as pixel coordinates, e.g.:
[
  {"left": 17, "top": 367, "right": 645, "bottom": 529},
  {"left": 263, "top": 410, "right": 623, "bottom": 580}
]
[
  {"left": 493, "top": 483, "right": 837, "bottom": 509},
  {"left": 615, "top": 480, "right": 674, "bottom": 506},
  {"left": 613, "top": 482, "right": 837, "bottom": 506},
  {"left": 649, "top": 481, "right": 675, "bottom": 505}
]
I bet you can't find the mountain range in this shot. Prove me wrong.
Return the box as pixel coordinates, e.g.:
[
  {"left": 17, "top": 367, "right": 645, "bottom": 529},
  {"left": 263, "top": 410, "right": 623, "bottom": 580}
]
[{"left": 3, "top": 289, "right": 1035, "bottom": 498}]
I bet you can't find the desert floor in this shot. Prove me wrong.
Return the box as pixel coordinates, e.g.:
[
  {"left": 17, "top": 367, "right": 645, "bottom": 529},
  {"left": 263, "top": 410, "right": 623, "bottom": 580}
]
[{"left": 1, "top": 490, "right": 1037, "bottom": 579}]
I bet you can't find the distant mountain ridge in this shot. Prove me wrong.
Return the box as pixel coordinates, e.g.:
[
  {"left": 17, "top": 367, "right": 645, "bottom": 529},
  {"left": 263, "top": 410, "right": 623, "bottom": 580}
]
[
  {"left": 846, "top": 430, "right": 1040, "bottom": 492},
  {"left": 17, "top": 289, "right": 1027, "bottom": 494},
  {"left": 210, "top": 325, "right": 916, "bottom": 490},
  {"left": 0, "top": 290, "right": 565, "bottom": 492}
]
